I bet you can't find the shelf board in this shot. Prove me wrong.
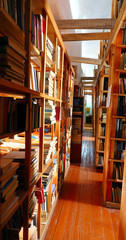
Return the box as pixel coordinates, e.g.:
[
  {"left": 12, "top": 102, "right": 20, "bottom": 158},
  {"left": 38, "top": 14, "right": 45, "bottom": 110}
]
[
  {"left": 0, "top": 130, "right": 26, "bottom": 140},
  {"left": 110, "top": 137, "right": 126, "bottom": 141},
  {"left": 96, "top": 150, "right": 104, "bottom": 153},
  {"left": 102, "top": 74, "right": 109, "bottom": 78},
  {"left": 0, "top": 8, "right": 24, "bottom": 45},
  {"left": 113, "top": 93, "right": 126, "bottom": 96},
  {"left": 107, "top": 178, "right": 123, "bottom": 183},
  {"left": 99, "top": 121, "right": 106, "bottom": 124},
  {"left": 100, "top": 106, "right": 107, "bottom": 109},
  {"left": 100, "top": 90, "right": 108, "bottom": 93},
  {"left": 98, "top": 136, "right": 105, "bottom": 139},
  {"left": 109, "top": 159, "right": 124, "bottom": 163},
  {"left": 116, "top": 44, "right": 126, "bottom": 49},
  {"left": 1, "top": 189, "right": 28, "bottom": 229},
  {"left": 112, "top": 116, "right": 126, "bottom": 119},
  {"left": 106, "top": 201, "right": 120, "bottom": 209},
  {"left": 0, "top": 78, "right": 30, "bottom": 95},
  {"left": 41, "top": 93, "right": 61, "bottom": 102},
  {"left": 116, "top": 69, "right": 126, "bottom": 74}
]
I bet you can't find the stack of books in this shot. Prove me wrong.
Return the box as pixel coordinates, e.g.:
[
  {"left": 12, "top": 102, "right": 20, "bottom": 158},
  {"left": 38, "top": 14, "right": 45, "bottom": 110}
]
[
  {"left": 114, "top": 141, "right": 125, "bottom": 159},
  {"left": 44, "top": 135, "right": 57, "bottom": 164},
  {"left": 2, "top": 149, "right": 38, "bottom": 187},
  {"left": 117, "top": 96, "right": 126, "bottom": 116},
  {"left": 45, "top": 100, "right": 56, "bottom": 124},
  {"left": 112, "top": 162, "right": 123, "bottom": 180},
  {"left": 1, "top": 0, "right": 24, "bottom": 30},
  {"left": 45, "top": 70, "right": 55, "bottom": 97},
  {"left": 112, "top": 184, "right": 122, "bottom": 203},
  {"left": 42, "top": 166, "right": 53, "bottom": 190},
  {"left": 0, "top": 97, "right": 29, "bottom": 135},
  {"left": 31, "top": 13, "right": 45, "bottom": 51},
  {"left": 0, "top": 158, "right": 19, "bottom": 223},
  {"left": 46, "top": 37, "right": 54, "bottom": 66},
  {"left": 98, "top": 153, "right": 104, "bottom": 165},
  {"left": 32, "top": 99, "right": 42, "bottom": 129},
  {"left": 115, "top": 118, "right": 126, "bottom": 138},
  {"left": 30, "top": 64, "right": 41, "bottom": 92},
  {"left": 120, "top": 51, "right": 126, "bottom": 69},
  {"left": 119, "top": 78, "right": 126, "bottom": 93},
  {"left": 0, "top": 36, "right": 26, "bottom": 86},
  {"left": 29, "top": 190, "right": 37, "bottom": 218}
]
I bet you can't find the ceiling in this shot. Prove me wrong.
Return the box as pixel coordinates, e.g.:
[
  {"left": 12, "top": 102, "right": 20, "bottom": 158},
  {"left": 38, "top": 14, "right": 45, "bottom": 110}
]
[{"left": 48, "top": 0, "right": 112, "bottom": 80}]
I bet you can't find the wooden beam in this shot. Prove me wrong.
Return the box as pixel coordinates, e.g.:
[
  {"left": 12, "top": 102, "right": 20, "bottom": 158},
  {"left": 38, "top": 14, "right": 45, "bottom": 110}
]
[
  {"left": 81, "top": 77, "right": 95, "bottom": 81},
  {"left": 70, "top": 56, "right": 102, "bottom": 65},
  {"left": 62, "top": 32, "right": 111, "bottom": 41},
  {"left": 82, "top": 82, "right": 95, "bottom": 85},
  {"left": 96, "top": 0, "right": 126, "bottom": 83},
  {"left": 56, "top": 18, "right": 117, "bottom": 30}
]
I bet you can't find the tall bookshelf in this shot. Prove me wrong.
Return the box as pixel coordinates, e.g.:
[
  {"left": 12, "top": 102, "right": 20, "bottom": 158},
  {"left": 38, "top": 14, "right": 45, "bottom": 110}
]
[
  {"left": 95, "top": 66, "right": 109, "bottom": 167},
  {"left": 102, "top": 24, "right": 126, "bottom": 209},
  {"left": 70, "top": 96, "right": 84, "bottom": 164},
  {"left": 0, "top": 0, "right": 74, "bottom": 239}
]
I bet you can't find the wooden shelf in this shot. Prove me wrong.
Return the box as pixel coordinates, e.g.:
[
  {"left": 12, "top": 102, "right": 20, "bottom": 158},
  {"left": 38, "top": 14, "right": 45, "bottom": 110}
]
[
  {"left": 107, "top": 178, "right": 123, "bottom": 183},
  {"left": 116, "top": 69, "right": 126, "bottom": 74},
  {"left": 98, "top": 136, "right": 105, "bottom": 139},
  {"left": 96, "top": 150, "right": 104, "bottom": 153},
  {"left": 112, "top": 115, "right": 126, "bottom": 119},
  {"left": 110, "top": 137, "right": 126, "bottom": 141},
  {"left": 106, "top": 201, "right": 120, "bottom": 209},
  {"left": 0, "top": 131, "right": 26, "bottom": 140},
  {"left": 109, "top": 159, "right": 124, "bottom": 163},
  {"left": 113, "top": 93, "right": 126, "bottom": 96}
]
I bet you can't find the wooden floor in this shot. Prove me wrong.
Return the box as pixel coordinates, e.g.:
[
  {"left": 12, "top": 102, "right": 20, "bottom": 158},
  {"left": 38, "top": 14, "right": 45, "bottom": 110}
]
[{"left": 44, "top": 130, "right": 120, "bottom": 240}]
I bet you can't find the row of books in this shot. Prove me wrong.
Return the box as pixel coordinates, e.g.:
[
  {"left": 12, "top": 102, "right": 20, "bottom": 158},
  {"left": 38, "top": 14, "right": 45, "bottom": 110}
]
[
  {"left": 0, "top": 158, "right": 19, "bottom": 223},
  {"left": 29, "top": 190, "right": 37, "bottom": 219},
  {"left": 1, "top": 0, "right": 24, "bottom": 30},
  {"left": 44, "top": 135, "right": 57, "bottom": 164},
  {"left": 31, "top": 12, "right": 45, "bottom": 51},
  {"left": 45, "top": 70, "right": 55, "bottom": 97},
  {"left": 111, "top": 184, "right": 122, "bottom": 203},
  {"left": 98, "top": 153, "right": 104, "bottom": 166},
  {"left": 101, "top": 112, "right": 107, "bottom": 122},
  {"left": 114, "top": 141, "right": 125, "bottom": 159},
  {"left": 30, "top": 64, "right": 40, "bottom": 92},
  {"left": 32, "top": 99, "right": 42, "bottom": 129},
  {"left": 112, "top": 162, "right": 124, "bottom": 180},
  {"left": 119, "top": 78, "right": 126, "bottom": 94},
  {"left": 120, "top": 52, "right": 126, "bottom": 70},
  {"left": 99, "top": 139, "right": 105, "bottom": 151},
  {"left": 1, "top": 138, "right": 39, "bottom": 186},
  {"left": 46, "top": 37, "right": 54, "bottom": 66},
  {"left": 0, "top": 36, "right": 26, "bottom": 86},
  {"left": 2, "top": 206, "right": 23, "bottom": 239},
  {"left": 102, "top": 94, "right": 107, "bottom": 106},
  {"left": 117, "top": 96, "right": 126, "bottom": 116},
  {"left": 103, "top": 77, "right": 108, "bottom": 91},
  {"left": 45, "top": 100, "right": 56, "bottom": 125},
  {"left": 122, "top": 25, "right": 126, "bottom": 45},
  {"left": 0, "top": 97, "right": 29, "bottom": 135},
  {"left": 100, "top": 125, "right": 106, "bottom": 136},
  {"left": 115, "top": 118, "right": 126, "bottom": 138},
  {"left": 2, "top": 149, "right": 38, "bottom": 186}
]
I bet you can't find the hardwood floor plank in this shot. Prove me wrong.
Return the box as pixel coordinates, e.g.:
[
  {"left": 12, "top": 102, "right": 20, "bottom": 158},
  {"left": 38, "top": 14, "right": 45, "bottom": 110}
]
[{"left": 43, "top": 130, "right": 119, "bottom": 240}]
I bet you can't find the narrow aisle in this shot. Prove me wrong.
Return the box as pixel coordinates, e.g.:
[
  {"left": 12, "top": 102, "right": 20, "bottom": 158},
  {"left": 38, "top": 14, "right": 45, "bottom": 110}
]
[{"left": 44, "top": 130, "right": 120, "bottom": 240}]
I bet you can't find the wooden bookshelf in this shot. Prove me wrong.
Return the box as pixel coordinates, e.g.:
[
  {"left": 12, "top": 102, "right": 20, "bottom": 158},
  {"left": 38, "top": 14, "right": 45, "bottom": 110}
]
[
  {"left": 95, "top": 66, "right": 109, "bottom": 167},
  {"left": 0, "top": 0, "right": 74, "bottom": 239},
  {"left": 102, "top": 24, "right": 126, "bottom": 209},
  {"left": 70, "top": 96, "right": 84, "bottom": 164}
]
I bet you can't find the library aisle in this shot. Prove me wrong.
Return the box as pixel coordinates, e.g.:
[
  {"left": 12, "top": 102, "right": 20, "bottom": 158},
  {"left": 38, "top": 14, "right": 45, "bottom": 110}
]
[{"left": 44, "top": 130, "right": 120, "bottom": 240}]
